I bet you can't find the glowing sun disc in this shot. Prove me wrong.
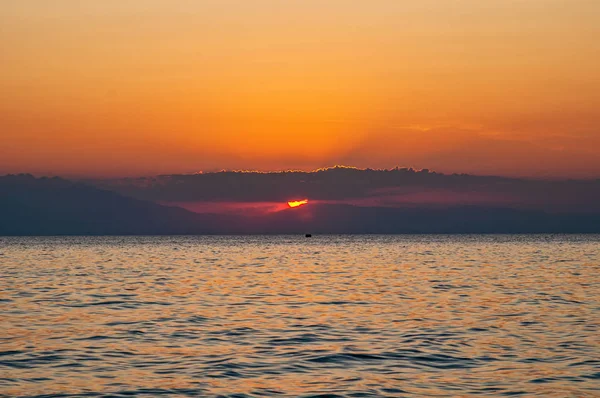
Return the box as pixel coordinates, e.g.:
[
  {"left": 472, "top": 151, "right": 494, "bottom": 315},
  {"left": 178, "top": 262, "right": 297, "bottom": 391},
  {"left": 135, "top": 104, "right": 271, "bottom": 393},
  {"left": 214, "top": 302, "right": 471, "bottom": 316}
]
[{"left": 288, "top": 199, "right": 309, "bottom": 208}]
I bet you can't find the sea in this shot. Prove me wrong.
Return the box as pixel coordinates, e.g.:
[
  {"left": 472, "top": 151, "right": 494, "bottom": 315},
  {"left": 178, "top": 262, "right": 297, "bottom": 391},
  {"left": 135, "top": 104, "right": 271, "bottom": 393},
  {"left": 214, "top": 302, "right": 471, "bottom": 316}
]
[{"left": 1, "top": 235, "right": 599, "bottom": 397}]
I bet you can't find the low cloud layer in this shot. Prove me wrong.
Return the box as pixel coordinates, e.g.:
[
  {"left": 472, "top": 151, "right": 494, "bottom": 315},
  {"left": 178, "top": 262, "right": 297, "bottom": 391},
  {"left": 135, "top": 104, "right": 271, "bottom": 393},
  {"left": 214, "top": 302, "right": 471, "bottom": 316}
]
[{"left": 91, "top": 166, "right": 600, "bottom": 215}]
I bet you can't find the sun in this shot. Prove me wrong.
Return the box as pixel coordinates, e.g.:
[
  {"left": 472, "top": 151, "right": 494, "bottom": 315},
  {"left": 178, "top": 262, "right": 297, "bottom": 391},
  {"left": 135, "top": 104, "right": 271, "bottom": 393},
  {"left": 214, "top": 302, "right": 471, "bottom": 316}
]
[{"left": 288, "top": 199, "right": 309, "bottom": 208}]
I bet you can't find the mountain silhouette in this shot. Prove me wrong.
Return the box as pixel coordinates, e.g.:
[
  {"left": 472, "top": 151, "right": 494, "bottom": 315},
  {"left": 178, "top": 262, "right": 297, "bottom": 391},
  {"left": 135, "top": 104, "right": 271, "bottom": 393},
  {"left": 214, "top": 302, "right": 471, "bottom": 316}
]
[
  {"left": 1, "top": 174, "right": 600, "bottom": 235},
  {"left": 0, "top": 174, "right": 227, "bottom": 235}
]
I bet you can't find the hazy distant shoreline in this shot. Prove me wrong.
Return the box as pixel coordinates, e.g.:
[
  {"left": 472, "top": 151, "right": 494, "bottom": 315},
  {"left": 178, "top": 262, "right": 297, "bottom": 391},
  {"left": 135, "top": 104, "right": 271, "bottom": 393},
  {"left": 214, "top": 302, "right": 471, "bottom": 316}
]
[{"left": 2, "top": 172, "right": 600, "bottom": 235}]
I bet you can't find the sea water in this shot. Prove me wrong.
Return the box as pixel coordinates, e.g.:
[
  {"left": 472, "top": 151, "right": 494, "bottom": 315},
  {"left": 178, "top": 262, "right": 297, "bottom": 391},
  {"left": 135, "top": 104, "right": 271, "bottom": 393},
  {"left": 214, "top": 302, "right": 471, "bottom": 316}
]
[{"left": 1, "top": 235, "right": 599, "bottom": 397}]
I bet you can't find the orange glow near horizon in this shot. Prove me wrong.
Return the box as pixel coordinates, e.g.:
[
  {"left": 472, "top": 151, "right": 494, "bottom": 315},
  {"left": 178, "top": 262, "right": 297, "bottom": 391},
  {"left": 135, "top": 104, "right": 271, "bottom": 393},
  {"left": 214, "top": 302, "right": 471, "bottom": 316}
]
[
  {"left": 1, "top": 2, "right": 599, "bottom": 178},
  {"left": 288, "top": 199, "right": 309, "bottom": 209}
]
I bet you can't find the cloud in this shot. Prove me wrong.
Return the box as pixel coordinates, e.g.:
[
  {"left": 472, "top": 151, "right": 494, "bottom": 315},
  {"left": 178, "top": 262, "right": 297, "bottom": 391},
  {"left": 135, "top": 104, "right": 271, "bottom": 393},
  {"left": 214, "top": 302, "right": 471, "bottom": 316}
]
[
  {"left": 162, "top": 201, "right": 289, "bottom": 215},
  {"left": 90, "top": 166, "right": 600, "bottom": 215},
  {"left": 333, "top": 124, "right": 600, "bottom": 178}
]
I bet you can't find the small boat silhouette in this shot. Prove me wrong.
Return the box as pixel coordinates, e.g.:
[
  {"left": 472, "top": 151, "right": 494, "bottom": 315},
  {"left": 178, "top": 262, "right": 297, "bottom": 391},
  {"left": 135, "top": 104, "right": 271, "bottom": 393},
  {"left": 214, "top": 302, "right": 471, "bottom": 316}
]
[{"left": 305, "top": 234, "right": 312, "bottom": 238}]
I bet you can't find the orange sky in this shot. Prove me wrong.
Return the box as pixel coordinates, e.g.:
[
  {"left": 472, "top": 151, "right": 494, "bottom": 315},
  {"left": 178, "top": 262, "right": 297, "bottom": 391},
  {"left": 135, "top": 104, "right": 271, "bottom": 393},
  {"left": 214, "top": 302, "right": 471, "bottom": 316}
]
[{"left": 1, "top": 1, "right": 599, "bottom": 178}]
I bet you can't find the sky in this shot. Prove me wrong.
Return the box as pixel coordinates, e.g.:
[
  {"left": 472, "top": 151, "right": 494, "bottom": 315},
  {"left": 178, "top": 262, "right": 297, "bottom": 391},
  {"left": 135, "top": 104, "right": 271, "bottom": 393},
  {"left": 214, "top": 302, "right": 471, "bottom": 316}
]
[{"left": 1, "top": 1, "right": 599, "bottom": 178}]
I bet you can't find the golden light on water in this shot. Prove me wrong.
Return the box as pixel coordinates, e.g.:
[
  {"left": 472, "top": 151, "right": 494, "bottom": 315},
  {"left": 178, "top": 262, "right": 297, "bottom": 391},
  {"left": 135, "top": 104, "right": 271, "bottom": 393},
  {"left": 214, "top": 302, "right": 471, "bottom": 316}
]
[{"left": 2, "top": 236, "right": 598, "bottom": 396}]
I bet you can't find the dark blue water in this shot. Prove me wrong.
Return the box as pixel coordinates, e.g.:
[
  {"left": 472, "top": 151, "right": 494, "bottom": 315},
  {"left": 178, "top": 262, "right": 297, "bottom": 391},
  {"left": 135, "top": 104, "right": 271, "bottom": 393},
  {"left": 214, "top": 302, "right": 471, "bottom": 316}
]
[{"left": 1, "top": 235, "right": 599, "bottom": 397}]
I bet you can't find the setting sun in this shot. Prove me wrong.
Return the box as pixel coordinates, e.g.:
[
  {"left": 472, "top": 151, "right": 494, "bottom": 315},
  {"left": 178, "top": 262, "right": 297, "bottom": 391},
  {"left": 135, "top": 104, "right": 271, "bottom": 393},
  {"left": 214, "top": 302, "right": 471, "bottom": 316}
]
[{"left": 287, "top": 199, "right": 309, "bottom": 208}]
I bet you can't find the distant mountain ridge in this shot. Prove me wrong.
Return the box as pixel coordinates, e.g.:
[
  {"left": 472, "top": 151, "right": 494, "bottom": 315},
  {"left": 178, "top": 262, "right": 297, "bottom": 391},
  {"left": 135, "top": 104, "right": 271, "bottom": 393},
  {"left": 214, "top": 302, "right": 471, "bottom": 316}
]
[
  {"left": 0, "top": 174, "right": 220, "bottom": 235},
  {"left": 1, "top": 173, "right": 600, "bottom": 235}
]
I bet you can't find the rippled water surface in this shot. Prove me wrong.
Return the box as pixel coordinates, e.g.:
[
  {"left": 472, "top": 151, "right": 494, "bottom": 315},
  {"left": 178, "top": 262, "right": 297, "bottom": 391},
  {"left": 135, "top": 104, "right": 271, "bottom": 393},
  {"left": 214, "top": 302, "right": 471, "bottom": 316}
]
[{"left": 1, "top": 235, "right": 599, "bottom": 397}]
